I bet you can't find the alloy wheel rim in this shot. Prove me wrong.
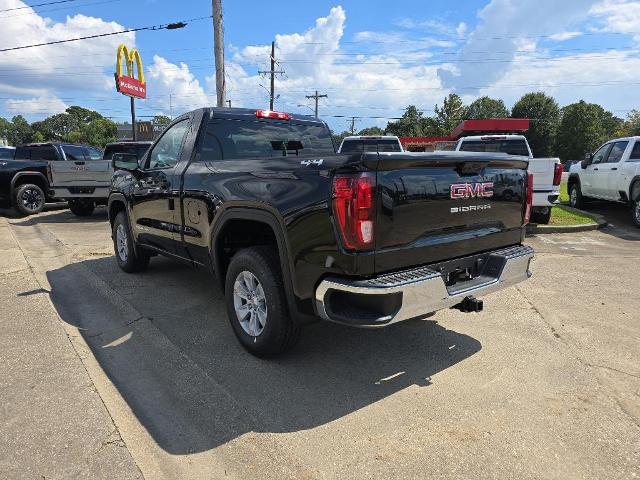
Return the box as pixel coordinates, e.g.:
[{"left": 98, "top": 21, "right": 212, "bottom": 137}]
[
  {"left": 635, "top": 202, "right": 640, "bottom": 223},
  {"left": 22, "top": 188, "right": 42, "bottom": 211},
  {"left": 116, "top": 224, "right": 128, "bottom": 261},
  {"left": 570, "top": 188, "right": 577, "bottom": 206},
  {"left": 233, "top": 271, "right": 267, "bottom": 337}
]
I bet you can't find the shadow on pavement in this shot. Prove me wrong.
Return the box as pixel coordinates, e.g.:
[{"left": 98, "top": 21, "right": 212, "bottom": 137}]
[
  {"left": 578, "top": 201, "right": 640, "bottom": 241},
  {"left": 45, "top": 254, "right": 482, "bottom": 455},
  {"left": 7, "top": 207, "right": 108, "bottom": 226}
]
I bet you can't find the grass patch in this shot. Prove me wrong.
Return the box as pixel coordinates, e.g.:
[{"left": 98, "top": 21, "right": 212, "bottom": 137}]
[
  {"left": 549, "top": 205, "right": 597, "bottom": 226},
  {"left": 559, "top": 181, "right": 569, "bottom": 203}
]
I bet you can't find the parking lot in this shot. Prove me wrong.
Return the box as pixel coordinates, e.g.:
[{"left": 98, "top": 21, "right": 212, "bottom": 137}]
[{"left": 1, "top": 204, "right": 639, "bottom": 479}]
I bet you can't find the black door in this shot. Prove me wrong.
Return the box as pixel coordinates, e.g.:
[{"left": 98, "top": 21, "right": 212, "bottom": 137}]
[{"left": 130, "top": 118, "right": 191, "bottom": 254}]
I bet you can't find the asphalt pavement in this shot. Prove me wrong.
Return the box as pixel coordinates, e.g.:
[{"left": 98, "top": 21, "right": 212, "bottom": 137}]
[{"left": 0, "top": 203, "right": 638, "bottom": 479}]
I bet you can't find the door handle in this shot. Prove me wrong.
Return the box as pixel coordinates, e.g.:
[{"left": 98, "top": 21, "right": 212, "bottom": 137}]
[
  {"left": 593, "top": 168, "right": 599, "bottom": 171},
  {"left": 611, "top": 167, "right": 618, "bottom": 171}
]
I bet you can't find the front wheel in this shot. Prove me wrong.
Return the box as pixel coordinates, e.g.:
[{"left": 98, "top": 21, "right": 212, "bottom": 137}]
[
  {"left": 112, "top": 211, "right": 150, "bottom": 273},
  {"left": 224, "top": 246, "right": 300, "bottom": 357},
  {"left": 68, "top": 199, "right": 95, "bottom": 217},
  {"left": 569, "top": 183, "right": 585, "bottom": 209},
  {"left": 14, "top": 183, "right": 45, "bottom": 216}
]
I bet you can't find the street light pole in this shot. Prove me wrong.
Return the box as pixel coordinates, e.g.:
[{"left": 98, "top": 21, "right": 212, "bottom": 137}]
[{"left": 130, "top": 97, "right": 137, "bottom": 141}]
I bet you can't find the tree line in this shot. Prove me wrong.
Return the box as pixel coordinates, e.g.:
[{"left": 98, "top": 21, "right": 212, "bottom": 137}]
[
  {"left": 0, "top": 107, "right": 172, "bottom": 148},
  {"left": 334, "top": 93, "right": 640, "bottom": 160}
]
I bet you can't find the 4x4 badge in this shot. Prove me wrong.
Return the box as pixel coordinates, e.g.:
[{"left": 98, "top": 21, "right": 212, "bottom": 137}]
[{"left": 301, "top": 159, "right": 324, "bottom": 166}]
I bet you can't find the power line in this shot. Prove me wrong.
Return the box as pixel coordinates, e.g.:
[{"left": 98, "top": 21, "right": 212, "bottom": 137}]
[
  {"left": 0, "top": 0, "right": 122, "bottom": 19},
  {"left": 258, "top": 41, "right": 285, "bottom": 110},
  {"left": 0, "top": 15, "right": 211, "bottom": 53},
  {"left": 305, "top": 90, "right": 328, "bottom": 117},
  {"left": 0, "top": 0, "right": 79, "bottom": 12}
]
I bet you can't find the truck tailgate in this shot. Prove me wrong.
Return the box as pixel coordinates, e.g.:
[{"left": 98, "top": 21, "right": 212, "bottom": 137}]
[
  {"left": 50, "top": 160, "right": 112, "bottom": 186},
  {"left": 528, "top": 157, "right": 559, "bottom": 190},
  {"left": 374, "top": 152, "right": 528, "bottom": 273}
]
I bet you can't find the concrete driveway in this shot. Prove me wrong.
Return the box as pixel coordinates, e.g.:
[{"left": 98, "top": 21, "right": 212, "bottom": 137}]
[{"left": 1, "top": 207, "right": 638, "bottom": 479}]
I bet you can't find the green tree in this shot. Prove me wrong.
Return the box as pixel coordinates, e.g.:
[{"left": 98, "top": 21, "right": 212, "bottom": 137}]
[
  {"left": 8, "top": 115, "right": 33, "bottom": 145},
  {"left": 556, "top": 101, "right": 607, "bottom": 161},
  {"left": 385, "top": 106, "right": 428, "bottom": 137},
  {"left": 66, "top": 106, "right": 102, "bottom": 124},
  {"left": 79, "top": 118, "right": 117, "bottom": 147},
  {"left": 464, "top": 96, "right": 509, "bottom": 119},
  {"left": 32, "top": 131, "right": 45, "bottom": 143},
  {"left": 511, "top": 92, "right": 560, "bottom": 157},
  {"left": 597, "top": 108, "right": 623, "bottom": 139},
  {"left": 617, "top": 110, "right": 640, "bottom": 137},
  {"left": 357, "top": 126, "right": 385, "bottom": 136},
  {"left": 0, "top": 117, "right": 11, "bottom": 143},
  {"left": 433, "top": 93, "right": 466, "bottom": 135},
  {"left": 332, "top": 130, "right": 352, "bottom": 147},
  {"left": 153, "top": 115, "right": 171, "bottom": 126}
]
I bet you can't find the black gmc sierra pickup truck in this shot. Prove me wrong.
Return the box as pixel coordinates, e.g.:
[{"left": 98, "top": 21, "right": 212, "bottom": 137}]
[
  {"left": 0, "top": 157, "right": 51, "bottom": 215},
  {"left": 108, "top": 107, "right": 534, "bottom": 357}
]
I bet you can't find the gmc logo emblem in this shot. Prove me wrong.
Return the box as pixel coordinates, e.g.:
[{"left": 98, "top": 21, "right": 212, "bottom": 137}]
[{"left": 450, "top": 182, "right": 494, "bottom": 199}]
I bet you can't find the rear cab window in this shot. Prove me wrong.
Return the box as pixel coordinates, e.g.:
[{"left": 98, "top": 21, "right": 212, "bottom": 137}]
[
  {"left": 15, "top": 145, "right": 59, "bottom": 161},
  {"left": 341, "top": 139, "right": 402, "bottom": 153},
  {"left": 459, "top": 139, "right": 530, "bottom": 156},
  {"left": 628, "top": 141, "right": 640, "bottom": 162},
  {"left": 200, "top": 119, "right": 335, "bottom": 160}
]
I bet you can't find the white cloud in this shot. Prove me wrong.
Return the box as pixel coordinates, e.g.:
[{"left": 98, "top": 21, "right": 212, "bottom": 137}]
[
  {"left": 439, "top": 0, "right": 601, "bottom": 91},
  {"left": 590, "top": 0, "right": 640, "bottom": 39},
  {"left": 549, "top": 31, "right": 583, "bottom": 41},
  {"left": 456, "top": 22, "right": 467, "bottom": 39},
  {"left": 145, "top": 55, "right": 212, "bottom": 117},
  {"left": 4, "top": 95, "right": 68, "bottom": 116}
]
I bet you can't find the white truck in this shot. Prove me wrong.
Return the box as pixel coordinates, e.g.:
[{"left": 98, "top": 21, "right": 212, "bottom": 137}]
[
  {"left": 568, "top": 136, "right": 640, "bottom": 227},
  {"left": 338, "top": 135, "right": 404, "bottom": 153},
  {"left": 455, "top": 135, "right": 562, "bottom": 224}
]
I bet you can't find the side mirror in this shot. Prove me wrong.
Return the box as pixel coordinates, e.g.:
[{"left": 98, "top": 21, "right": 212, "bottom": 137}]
[
  {"left": 581, "top": 153, "right": 593, "bottom": 169},
  {"left": 112, "top": 153, "right": 139, "bottom": 171}
]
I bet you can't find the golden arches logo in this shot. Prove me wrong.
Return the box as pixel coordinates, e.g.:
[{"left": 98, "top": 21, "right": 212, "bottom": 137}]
[{"left": 115, "top": 43, "right": 147, "bottom": 99}]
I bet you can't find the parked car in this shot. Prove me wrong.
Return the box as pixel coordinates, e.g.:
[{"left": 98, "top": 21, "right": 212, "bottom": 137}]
[
  {"left": 338, "top": 135, "right": 404, "bottom": 153},
  {"left": 568, "top": 136, "right": 640, "bottom": 227},
  {"left": 108, "top": 107, "right": 534, "bottom": 357},
  {"left": 14, "top": 143, "right": 109, "bottom": 216},
  {"left": 0, "top": 156, "right": 51, "bottom": 215},
  {"left": 456, "top": 135, "right": 562, "bottom": 224}
]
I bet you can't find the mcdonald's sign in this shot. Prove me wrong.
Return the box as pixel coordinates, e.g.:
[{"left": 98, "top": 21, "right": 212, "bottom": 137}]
[{"left": 115, "top": 44, "right": 146, "bottom": 99}]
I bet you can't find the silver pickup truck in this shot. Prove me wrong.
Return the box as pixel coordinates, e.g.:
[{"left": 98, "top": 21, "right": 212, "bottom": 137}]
[{"left": 14, "top": 142, "right": 151, "bottom": 216}]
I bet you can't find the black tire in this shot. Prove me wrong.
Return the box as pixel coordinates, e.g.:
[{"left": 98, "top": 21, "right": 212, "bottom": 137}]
[
  {"left": 224, "top": 246, "right": 300, "bottom": 357},
  {"left": 569, "top": 182, "right": 585, "bottom": 209},
  {"left": 14, "top": 183, "right": 45, "bottom": 216},
  {"left": 531, "top": 208, "right": 552, "bottom": 225},
  {"left": 631, "top": 199, "right": 640, "bottom": 228},
  {"left": 112, "top": 211, "right": 150, "bottom": 273},
  {"left": 68, "top": 199, "right": 95, "bottom": 217}
]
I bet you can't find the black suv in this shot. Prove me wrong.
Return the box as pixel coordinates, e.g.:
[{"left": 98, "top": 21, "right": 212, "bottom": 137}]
[{"left": 108, "top": 107, "right": 534, "bottom": 357}]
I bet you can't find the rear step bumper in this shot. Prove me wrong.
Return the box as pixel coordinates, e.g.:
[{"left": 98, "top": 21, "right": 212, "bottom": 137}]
[{"left": 314, "top": 244, "right": 534, "bottom": 327}]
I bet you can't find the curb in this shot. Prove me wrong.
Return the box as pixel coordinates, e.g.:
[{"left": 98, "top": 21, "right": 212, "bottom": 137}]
[{"left": 526, "top": 206, "right": 607, "bottom": 235}]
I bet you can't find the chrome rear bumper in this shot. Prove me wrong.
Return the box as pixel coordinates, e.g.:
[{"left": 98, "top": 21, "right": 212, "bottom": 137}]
[{"left": 314, "top": 244, "right": 534, "bottom": 327}]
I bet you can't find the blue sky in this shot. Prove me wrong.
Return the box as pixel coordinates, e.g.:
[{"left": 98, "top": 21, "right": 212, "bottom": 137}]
[{"left": 0, "top": 0, "right": 639, "bottom": 132}]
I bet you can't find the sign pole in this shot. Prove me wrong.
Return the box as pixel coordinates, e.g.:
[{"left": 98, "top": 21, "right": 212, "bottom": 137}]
[{"left": 130, "top": 97, "right": 137, "bottom": 141}]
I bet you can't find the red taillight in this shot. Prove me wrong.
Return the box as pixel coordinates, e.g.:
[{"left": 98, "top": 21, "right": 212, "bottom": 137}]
[
  {"left": 524, "top": 172, "right": 534, "bottom": 225},
  {"left": 332, "top": 172, "right": 375, "bottom": 251},
  {"left": 553, "top": 162, "right": 563, "bottom": 186},
  {"left": 256, "top": 109, "right": 290, "bottom": 120}
]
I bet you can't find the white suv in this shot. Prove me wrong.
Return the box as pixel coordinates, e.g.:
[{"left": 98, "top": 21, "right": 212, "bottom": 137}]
[{"left": 568, "top": 136, "right": 640, "bottom": 227}]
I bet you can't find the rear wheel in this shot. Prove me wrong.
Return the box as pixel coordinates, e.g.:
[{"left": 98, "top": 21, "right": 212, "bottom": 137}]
[
  {"left": 112, "top": 211, "right": 150, "bottom": 273},
  {"left": 68, "top": 199, "right": 95, "bottom": 217},
  {"left": 531, "top": 208, "right": 552, "bottom": 225},
  {"left": 224, "top": 246, "right": 299, "bottom": 357},
  {"left": 632, "top": 199, "right": 640, "bottom": 228},
  {"left": 569, "top": 183, "right": 585, "bottom": 209},
  {"left": 14, "top": 183, "right": 45, "bottom": 216}
]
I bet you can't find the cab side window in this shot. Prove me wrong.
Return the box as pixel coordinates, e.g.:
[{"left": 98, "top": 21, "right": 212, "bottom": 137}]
[
  {"left": 62, "top": 145, "right": 86, "bottom": 161},
  {"left": 146, "top": 120, "right": 189, "bottom": 169},
  {"left": 606, "top": 141, "right": 628, "bottom": 163},
  {"left": 591, "top": 144, "right": 611, "bottom": 165},
  {"left": 629, "top": 142, "right": 640, "bottom": 162}
]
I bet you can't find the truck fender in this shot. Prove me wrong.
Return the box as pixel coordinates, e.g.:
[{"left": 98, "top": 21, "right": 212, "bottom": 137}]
[
  {"left": 210, "top": 206, "right": 298, "bottom": 314},
  {"left": 10, "top": 171, "right": 49, "bottom": 197}
]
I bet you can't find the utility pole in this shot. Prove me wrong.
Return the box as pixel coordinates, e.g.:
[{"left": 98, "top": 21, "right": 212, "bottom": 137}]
[
  {"left": 348, "top": 116, "right": 359, "bottom": 135},
  {"left": 259, "top": 41, "right": 284, "bottom": 110},
  {"left": 130, "top": 98, "right": 137, "bottom": 141},
  {"left": 305, "top": 90, "right": 328, "bottom": 118},
  {"left": 212, "top": 0, "right": 226, "bottom": 107},
  {"left": 227, "top": 99, "right": 232, "bottom": 108}
]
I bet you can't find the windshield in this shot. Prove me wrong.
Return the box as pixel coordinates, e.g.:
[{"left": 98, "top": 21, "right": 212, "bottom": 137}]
[
  {"left": 340, "top": 139, "right": 402, "bottom": 153},
  {"left": 0, "top": 149, "right": 14, "bottom": 159},
  {"left": 459, "top": 139, "right": 530, "bottom": 156}
]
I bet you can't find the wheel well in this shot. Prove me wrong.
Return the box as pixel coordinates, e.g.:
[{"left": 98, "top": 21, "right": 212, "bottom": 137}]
[
  {"left": 109, "top": 200, "right": 126, "bottom": 227},
  {"left": 215, "top": 219, "right": 279, "bottom": 285},
  {"left": 13, "top": 174, "right": 47, "bottom": 194}
]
